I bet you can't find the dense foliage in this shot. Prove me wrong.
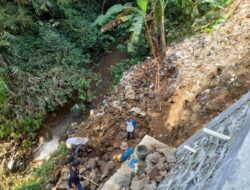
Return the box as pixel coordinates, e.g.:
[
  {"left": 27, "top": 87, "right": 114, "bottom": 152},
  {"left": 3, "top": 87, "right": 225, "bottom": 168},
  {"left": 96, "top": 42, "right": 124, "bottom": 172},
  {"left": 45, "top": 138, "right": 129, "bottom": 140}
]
[{"left": 0, "top": 0, "right": 114, "bottom": 140}]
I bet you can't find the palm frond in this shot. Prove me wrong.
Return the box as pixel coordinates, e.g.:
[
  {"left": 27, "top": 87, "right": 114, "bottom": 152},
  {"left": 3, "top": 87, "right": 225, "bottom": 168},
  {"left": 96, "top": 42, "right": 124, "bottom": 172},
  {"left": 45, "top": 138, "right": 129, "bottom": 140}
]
[
  {"left": 2, "top": 31, "right": 17, "bottom": 42},
  {"left": 202, "top": 0, "right": 223, "bottom": 9},
  {"left": 127, "top": 13, "right": 144, "bottom": 52},
  {"left": 136, "top": 0, "right": 148, "bottom": 13},
  {"left": 92, "top": 4, "right": 126, "bottom": 26},
  {"left": 101, "top": 14, "right": 133, "bottom": 32}
]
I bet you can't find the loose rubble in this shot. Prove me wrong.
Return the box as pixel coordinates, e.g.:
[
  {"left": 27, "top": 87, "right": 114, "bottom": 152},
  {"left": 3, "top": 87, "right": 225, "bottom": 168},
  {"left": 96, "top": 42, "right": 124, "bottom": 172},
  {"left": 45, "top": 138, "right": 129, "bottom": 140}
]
[
  {"left": 126, "top": 150, "right": 174, "bottom": 190},
  {"left": 50, "top": 0, "right": 250, "bottom": 188},
  {"left": 24, "top": 0, "right": 250, "bottom": 189},
  {"left": 47, "top": 143, "right": 117, "bottom": 189}
]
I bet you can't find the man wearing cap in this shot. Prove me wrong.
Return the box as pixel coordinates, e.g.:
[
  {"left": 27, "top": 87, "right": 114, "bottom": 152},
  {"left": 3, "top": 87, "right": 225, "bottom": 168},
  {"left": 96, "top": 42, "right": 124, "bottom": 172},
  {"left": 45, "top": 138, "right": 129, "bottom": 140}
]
[{"left": 68, "top": 159, "right": 84, "bottom": 190}]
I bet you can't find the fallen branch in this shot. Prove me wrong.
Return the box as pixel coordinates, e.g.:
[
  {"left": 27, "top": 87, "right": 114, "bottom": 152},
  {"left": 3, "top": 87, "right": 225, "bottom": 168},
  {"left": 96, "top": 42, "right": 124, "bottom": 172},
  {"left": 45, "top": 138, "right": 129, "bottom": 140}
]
[{"left": 81, "top": 175, "right": 100, "bottom": 187}]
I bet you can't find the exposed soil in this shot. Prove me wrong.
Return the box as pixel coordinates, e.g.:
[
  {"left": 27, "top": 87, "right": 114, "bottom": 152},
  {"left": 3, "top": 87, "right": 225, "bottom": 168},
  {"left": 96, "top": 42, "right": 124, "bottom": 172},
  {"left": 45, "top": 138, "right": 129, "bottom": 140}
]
[
  {"left": 2, "top": 0, "right": 250, "bottom": 189},
  {"left": 65, "top": 0, "right": 250, "bottom": 187}
]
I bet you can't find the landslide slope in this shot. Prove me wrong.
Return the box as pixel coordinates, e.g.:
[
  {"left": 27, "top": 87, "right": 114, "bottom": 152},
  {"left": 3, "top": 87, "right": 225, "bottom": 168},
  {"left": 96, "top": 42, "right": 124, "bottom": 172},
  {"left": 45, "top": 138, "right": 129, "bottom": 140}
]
[
  {"left": 77, "top": 0, "right": 250, "bottom": 150},
  {"left": 50, "top": 0, "right": 250, "bottom": 188}
]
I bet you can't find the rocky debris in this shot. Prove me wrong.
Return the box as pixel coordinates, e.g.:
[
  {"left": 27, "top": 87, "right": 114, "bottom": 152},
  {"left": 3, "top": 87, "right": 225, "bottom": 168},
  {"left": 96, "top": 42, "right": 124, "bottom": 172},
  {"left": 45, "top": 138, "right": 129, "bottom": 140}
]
[
  {"left": 45, "top": 183, "right": 54, "bottom": 190},
  {"left": 124, "top": 147, "right": 175, "bottom": 190},
  {"left": 130, "top": 176, "right": 149, "bottom": 190},
  {"left": 165, "top": 151, "right": 177, "bottom": 164},
  {"left": 101, "top": 160, "right": 115, "bottom": 178},
  {"left": 125, "top": 85, "right": 136, "bottom": 100},
  {"left": 130, "top": 107, "right": 146, "bottom": 117},
  {"left": 87, "top": 157, "right": 98, "bottom": 169},
  {"left": 146, "top": 153, "right": 161, "bottom": 164},
  {"left": 50, "top": 144, "right": 118, "bottom": 189},
  {"left": 4, "top": 155, "right": 28, "bottom": 173},
  {"left": 1, "top": 1, "right": 249, "bottom": 189},
  {"left": 54, "top": 180, "right": 68, "bottom": 190},
  {"left": 52, "top": 139, "right": 176, "bottom": 190},
  {"left": 118, "top": 173, "right": 134, "bottom": 187},
  {"left": 53, "top": 0, "right": 250, "bottom": 188},
  {"left": 156, "top": 158, "right": 166, "bottom": 171}
]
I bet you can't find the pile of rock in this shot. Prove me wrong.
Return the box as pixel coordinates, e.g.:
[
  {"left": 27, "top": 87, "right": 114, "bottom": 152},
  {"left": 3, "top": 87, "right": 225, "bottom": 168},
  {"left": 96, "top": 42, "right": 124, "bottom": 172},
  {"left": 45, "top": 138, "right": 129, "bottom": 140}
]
[
  {"left": 129, "top": 148, "right": 176, "bottom": 190},
  {"left": 76, "top": 59, "right": 172, "bottom": 157},
  {"left": 47, "top": 144, "right": 117, "bottom": 190}
]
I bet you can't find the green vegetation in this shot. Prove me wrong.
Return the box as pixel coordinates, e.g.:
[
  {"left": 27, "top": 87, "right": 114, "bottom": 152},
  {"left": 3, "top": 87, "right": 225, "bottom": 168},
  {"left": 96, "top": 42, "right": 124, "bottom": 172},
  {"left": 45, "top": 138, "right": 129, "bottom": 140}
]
[
  {"left": 95, "top": 0, "right": 232, "bottom": 53},
  {"left": 0, "top": 0, "right": 114, "bottom": 141},
  {"left": 13, "top": 143, "right": 68, "bottom": 190}
]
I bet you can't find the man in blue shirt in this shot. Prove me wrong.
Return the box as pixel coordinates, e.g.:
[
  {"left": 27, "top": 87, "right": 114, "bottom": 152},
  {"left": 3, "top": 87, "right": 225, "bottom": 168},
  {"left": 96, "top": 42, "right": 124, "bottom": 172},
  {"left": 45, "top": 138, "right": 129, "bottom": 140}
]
[
  {"left": 120, "top": 142, "right": 135, "bottom": 162},
  {"left": 68, "top": 159, "right": 84, "bottom": 190}
]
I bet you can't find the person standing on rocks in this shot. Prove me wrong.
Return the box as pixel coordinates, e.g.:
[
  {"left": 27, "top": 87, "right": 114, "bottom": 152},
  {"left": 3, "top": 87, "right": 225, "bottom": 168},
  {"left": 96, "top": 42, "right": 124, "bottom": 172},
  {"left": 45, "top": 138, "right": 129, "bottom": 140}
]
[
  {"left": 68, "top": 159, "right": 84, "bottom": 190},
  {"left": 126, "top": 117, "right": 138, "bottom": 140}
]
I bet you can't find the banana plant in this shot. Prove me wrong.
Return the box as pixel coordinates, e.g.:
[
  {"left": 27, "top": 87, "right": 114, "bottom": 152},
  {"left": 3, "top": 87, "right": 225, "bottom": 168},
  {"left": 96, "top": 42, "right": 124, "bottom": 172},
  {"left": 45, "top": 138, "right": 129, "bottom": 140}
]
[
  {"left": 94, "top": 0, "right": 169, "bottom": 93},
  {"left": 93, "top": 0, "right": 166, "bottom": 58}
]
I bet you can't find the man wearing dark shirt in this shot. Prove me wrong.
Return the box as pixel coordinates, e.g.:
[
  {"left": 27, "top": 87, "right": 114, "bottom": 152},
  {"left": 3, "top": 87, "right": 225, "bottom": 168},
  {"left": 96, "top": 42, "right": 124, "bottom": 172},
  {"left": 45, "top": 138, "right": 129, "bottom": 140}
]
[{"left": 68, "top": 159, "right": 84, "bottom": 190}]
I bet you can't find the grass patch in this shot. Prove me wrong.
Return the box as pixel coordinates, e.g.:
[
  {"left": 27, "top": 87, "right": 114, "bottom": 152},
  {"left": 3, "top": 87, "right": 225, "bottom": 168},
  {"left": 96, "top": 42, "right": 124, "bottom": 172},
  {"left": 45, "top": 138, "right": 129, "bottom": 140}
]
[{"left": 12, "top": 143, "right": 68, "bottom": 190}]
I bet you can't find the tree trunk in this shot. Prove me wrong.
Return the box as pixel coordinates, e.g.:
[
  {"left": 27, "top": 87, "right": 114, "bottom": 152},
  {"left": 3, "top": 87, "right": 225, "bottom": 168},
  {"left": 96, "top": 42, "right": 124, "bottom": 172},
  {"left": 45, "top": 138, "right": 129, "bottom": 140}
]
[
  {"left": 102, "top": 0, "right": 106, "bottom": 14},
  {"left": 160, "top": 10, "right": 166, "bottom": 57},
  {"left": 144, "top": 18, "right": 157, "bottom": 58},
  {"left": 155, "top": 58, "right": 162, "bottom": 93},
  {"left": 152, "top": 11, "right": 160, "bottom": 57}
]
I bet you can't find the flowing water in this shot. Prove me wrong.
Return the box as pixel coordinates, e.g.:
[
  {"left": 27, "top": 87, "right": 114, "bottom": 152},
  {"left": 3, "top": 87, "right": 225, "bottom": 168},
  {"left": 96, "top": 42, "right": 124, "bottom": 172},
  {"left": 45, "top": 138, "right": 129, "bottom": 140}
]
[{"left": 34, "top": 49, "right": 127, "bottom": 161}]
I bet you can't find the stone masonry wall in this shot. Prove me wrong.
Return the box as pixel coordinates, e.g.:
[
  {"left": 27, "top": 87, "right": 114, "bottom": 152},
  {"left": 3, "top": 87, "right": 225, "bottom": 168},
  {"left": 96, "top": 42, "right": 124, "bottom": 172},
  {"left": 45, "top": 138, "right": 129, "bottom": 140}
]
[{"left": 158, "top": 91, "right": 250, "bottom": 190}]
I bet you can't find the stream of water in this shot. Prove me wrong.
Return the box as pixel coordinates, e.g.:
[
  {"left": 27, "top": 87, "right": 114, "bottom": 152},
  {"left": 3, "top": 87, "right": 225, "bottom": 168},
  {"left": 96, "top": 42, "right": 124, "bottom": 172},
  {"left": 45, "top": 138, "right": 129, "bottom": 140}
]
[{"left": 34, "top": 49, "right": 127, "bottom": 161}]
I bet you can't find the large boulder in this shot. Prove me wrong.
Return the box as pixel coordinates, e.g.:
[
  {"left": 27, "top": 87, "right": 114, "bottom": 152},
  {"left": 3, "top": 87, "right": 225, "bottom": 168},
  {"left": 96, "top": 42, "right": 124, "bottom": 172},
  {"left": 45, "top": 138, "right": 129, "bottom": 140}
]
[
  {"left": 148, "top": 167, "right": 160, "bottom": 181},
  {"left": 143, "top": 181, "right": 157, "bottom": 190},
  {"left": 130, "top": 176, "right": 149, "bottom": 190},
  {"left": 146, "top": 153, "right": 161, "bottom": 164},
  {"left": 101, "top": 161, "right": 115, "bottom": 179},
  {"left": 116, "top": 173, "right": 134, "bottom": 188},
  {"left": 87, "top": 157, "right": 98, "bottom": 169},
  {"left": 89, "top": 169, "right": 98, "bottom": 180},
  {"left": 156, "top": 157, "right": 166, "bottom": 171},
  {"left": 145, "top": 160, "right": 154, "bottom": 175},
  {"left": 165, "top": 151, "right": 176, "bottom": 164}
]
